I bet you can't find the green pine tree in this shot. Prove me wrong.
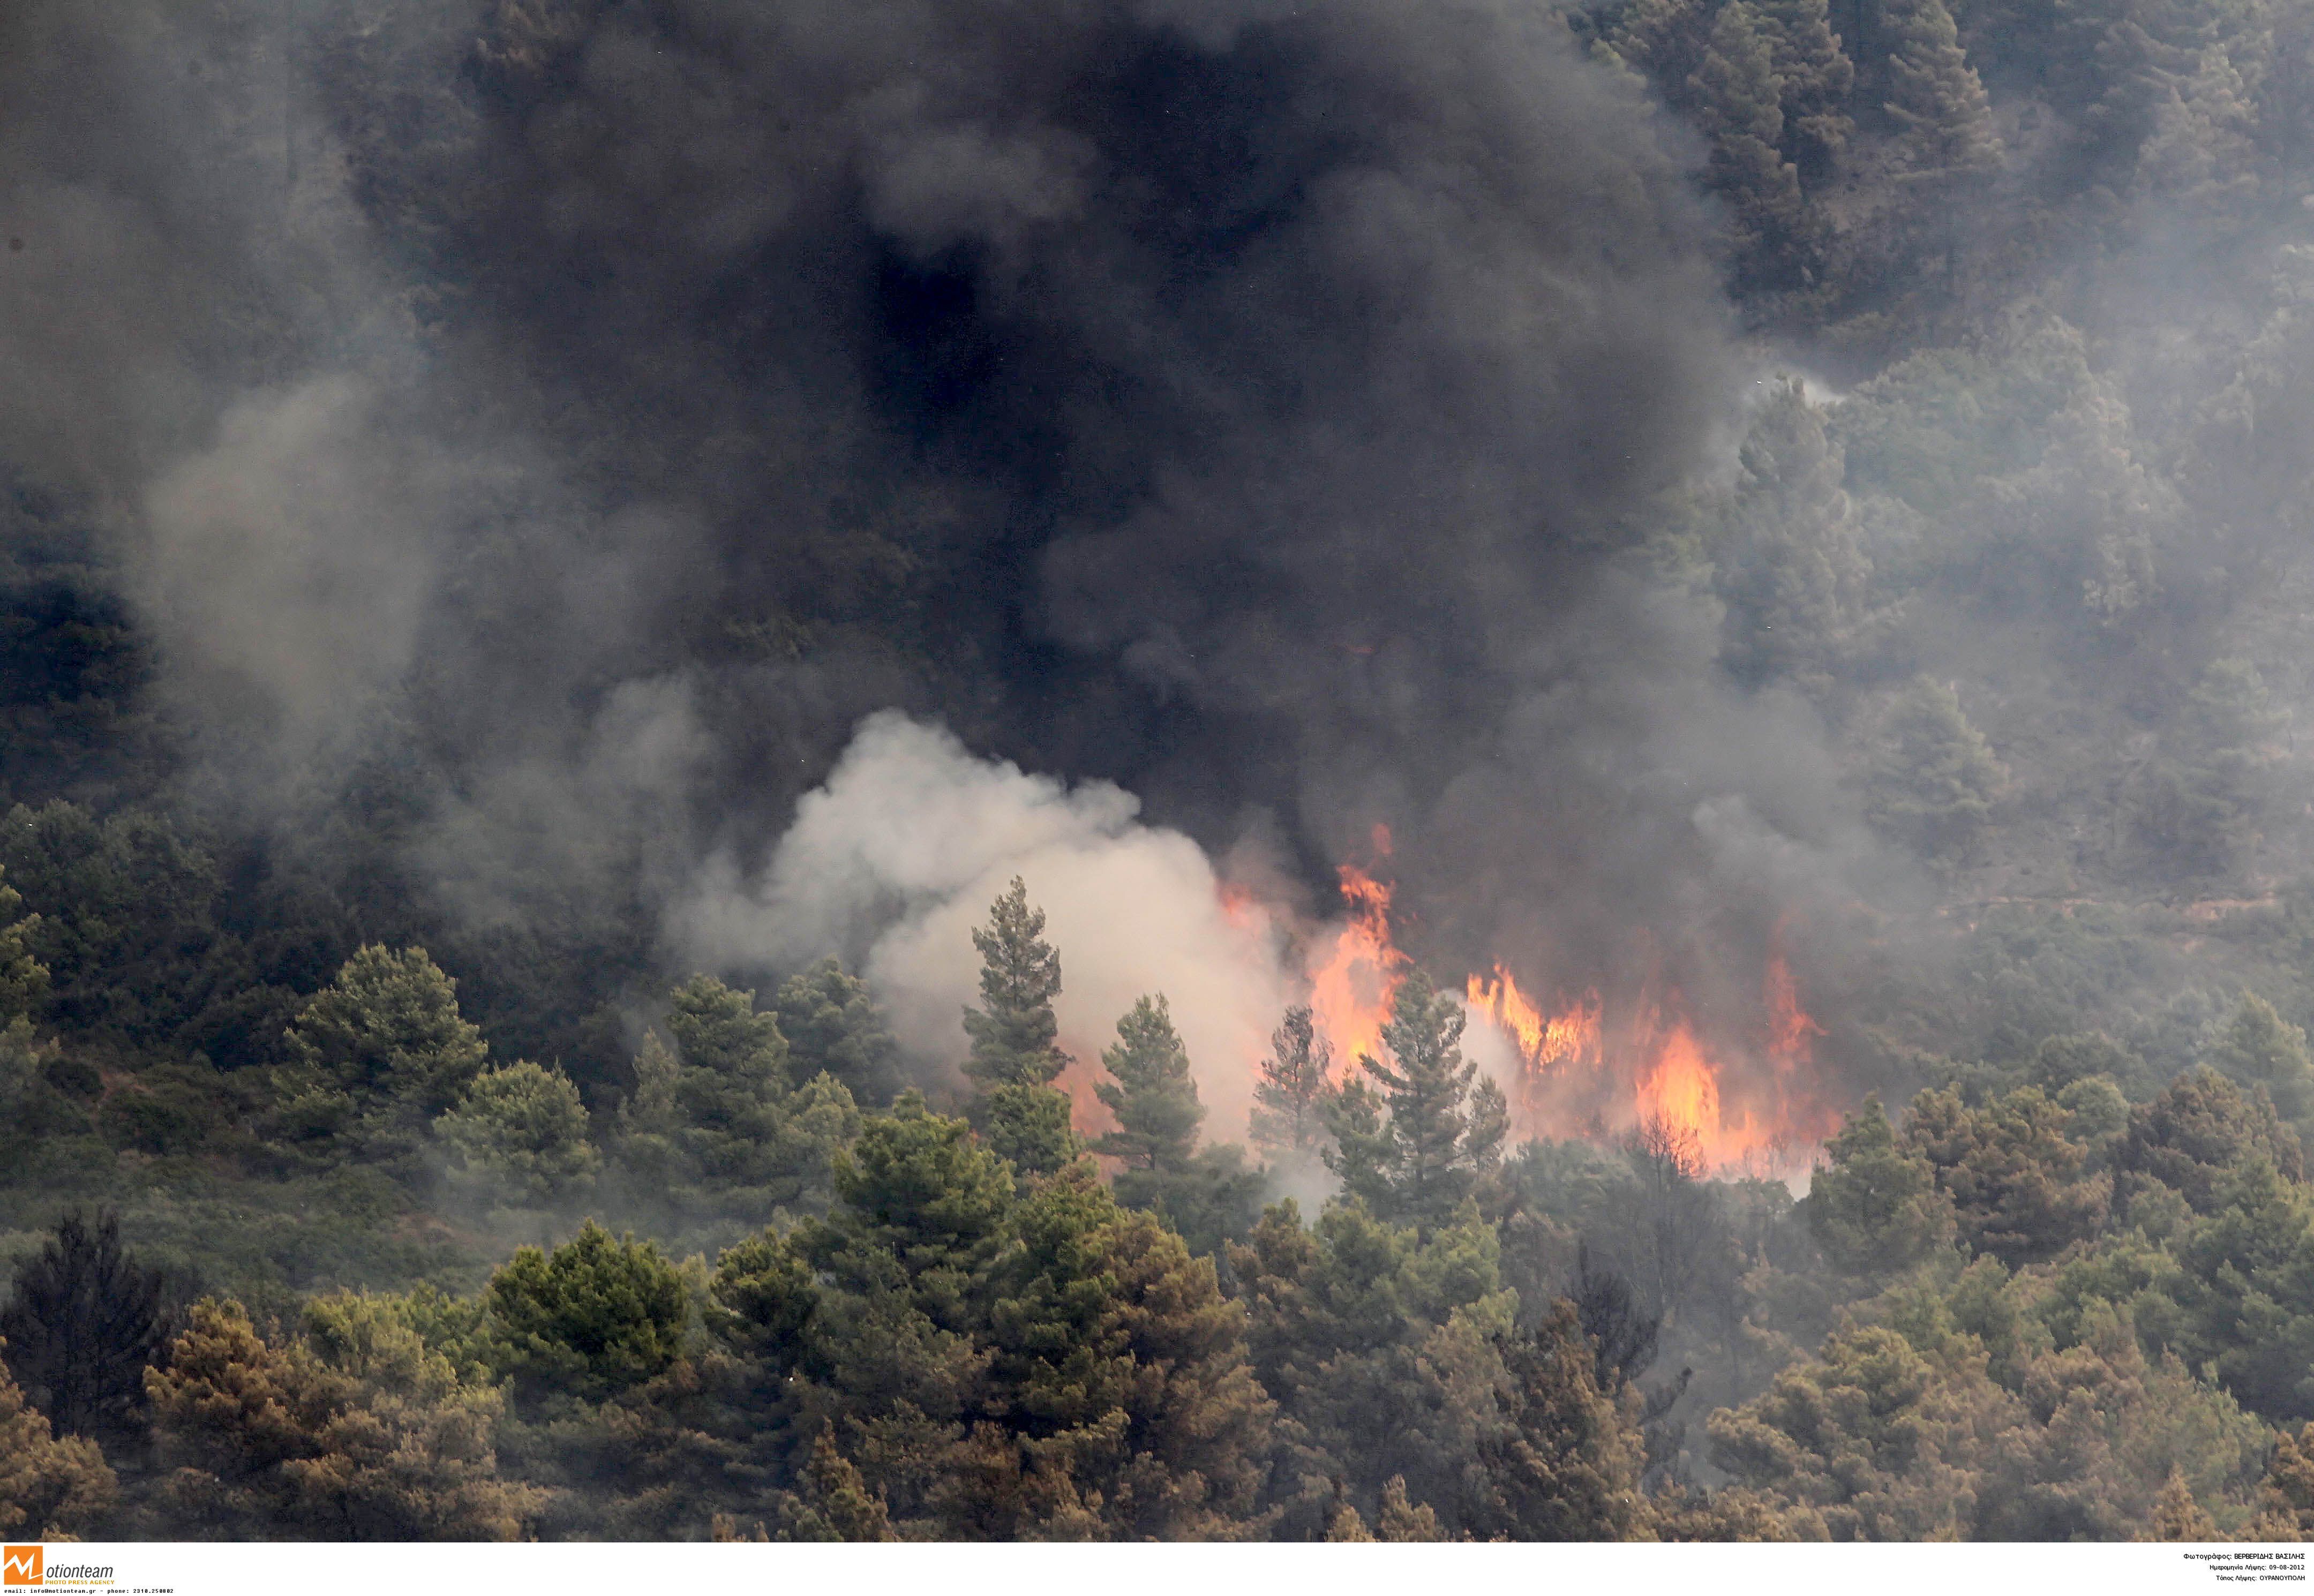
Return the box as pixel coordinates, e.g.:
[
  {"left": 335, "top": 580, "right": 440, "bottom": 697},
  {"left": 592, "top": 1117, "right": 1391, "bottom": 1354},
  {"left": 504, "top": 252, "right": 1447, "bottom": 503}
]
[
  {"left": 1093, "top": 995, "right": 1264, "bottom": 1255},
  {"left": 1689, "top": 2, "right": 1811, "bottom": 283},
  {"left": 1344, "top": 968, "right": 1510, "bottom": 1231},
  {"left": 961, "top": 878, "right": 1078, "bottom": 1176},
  {"left": 1321, "top": 1075, "right": 1400, "bottom": 1216},
  {"left": 606, "top": 977, "right": 857, "bottom": 1236},
  {"left": 1805, "top": 1097, "right": 1954, "bottom": 1274},
  {"left": 1752, "top": 0, "right": 1857, "bottom": 177},
  {"left": 1094, "top": 995, "right": 1203, "bottom": 1172},
  {"left": 773, "top": 957, "right": 906, "bottom": 1108},
  {"left": 1606, "top": 0, "right": 1719, "bottom": 92},
  {"left": 1717, "top": 377, "right": 1871, "bottom": 691},
  {"left": 666, "top": 974, "right": 789, "bottom": 1090},
  {"left": 273, "top": 945, "right": 492, "bottom": 1169},
  {"left": 1470, "top": 1303, "right": 1649, "bottom": 1540},
  {"left": 1252, "top": 1004, "right": 1336, "bottom": 1161},
  {"left": 1885, "top": 0, "right": 2001, "bottom": 180},
  {"left": 287, "top": 945, "right": 491, "bottom": 1117},
  {"left": 0, "top": 866, "right": 47, "bottom": 1025},
  {"left": 2207, "top": 993, "right": 2314, "bottom": 1127},
  {"left": 1864, "top": 676, "right": 2006, "bottom": 861},
  {"left": 435, "top": 1059, "right": 601, "bottom": 1204},
  {"left": 485, "top": 1219, "right": 689, "bottom": 1402}
]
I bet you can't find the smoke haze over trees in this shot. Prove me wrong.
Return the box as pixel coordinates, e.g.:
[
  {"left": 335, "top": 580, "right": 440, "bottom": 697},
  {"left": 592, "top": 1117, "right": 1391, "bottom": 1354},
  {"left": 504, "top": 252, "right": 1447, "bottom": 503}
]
[{"left": 5, "top": 0, "right": 2314, "bottom": 1544}]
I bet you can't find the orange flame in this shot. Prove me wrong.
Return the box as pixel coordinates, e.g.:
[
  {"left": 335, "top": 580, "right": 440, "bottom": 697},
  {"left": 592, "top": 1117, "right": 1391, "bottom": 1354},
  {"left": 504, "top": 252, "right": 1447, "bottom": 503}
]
[
  {"left": 1056, "top": 1055, "right": 1121, "bottom": 1143},
  {"left": 1308, "top": 861, "right": 1407, "bottom": 1073},
  {"left": 1255, "top": 859, "right": 1842, "bottom": 1180},
  {"left": 1468, "top": 967, "right": 1601, "bottom": 1071},
  {"left": 1764, "top": 950, "right": 1825, "bottom": 1071},
  {"left": 1463, "top": 968, "right": 1834, "bottom": 1179},
  {"left": 1635, "top": 1018, "right": 1721, "bottom": 1145}
]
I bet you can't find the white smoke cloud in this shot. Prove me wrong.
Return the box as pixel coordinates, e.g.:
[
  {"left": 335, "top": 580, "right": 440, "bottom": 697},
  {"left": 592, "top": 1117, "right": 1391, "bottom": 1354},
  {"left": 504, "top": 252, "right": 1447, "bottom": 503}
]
[{"left": 674, "top": 710, "right": 1294, "bottom": 1138}]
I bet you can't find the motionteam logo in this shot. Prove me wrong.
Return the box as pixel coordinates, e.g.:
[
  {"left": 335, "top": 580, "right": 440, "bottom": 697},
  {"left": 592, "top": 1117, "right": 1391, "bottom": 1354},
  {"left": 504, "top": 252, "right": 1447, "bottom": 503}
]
[{"left": 3, "top": 1549, "right": 112, "bottom": 1589}]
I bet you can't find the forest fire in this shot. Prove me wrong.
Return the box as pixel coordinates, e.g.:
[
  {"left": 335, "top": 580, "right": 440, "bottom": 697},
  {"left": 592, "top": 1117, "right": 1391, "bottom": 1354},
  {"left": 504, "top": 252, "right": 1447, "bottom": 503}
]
[
  {"left": 1463, "top": 968, "right": 1825, "bottom": 1173},
  {"left": 1467, "top": 969, "right": 1602, "bottom": 1071},
  {"left": 1306, "top": 858, "right": 1409, "bottom": 1076},
  {"left": 1297, "top": 866, "right": 1839, "bottom": 1179}
]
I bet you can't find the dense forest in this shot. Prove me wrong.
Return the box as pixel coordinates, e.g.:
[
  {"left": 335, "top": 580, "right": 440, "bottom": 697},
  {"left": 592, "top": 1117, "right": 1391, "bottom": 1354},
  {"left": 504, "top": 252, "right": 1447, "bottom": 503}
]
[{"left": 7, "top": 0, "right": 2314, "bottom": 1544}]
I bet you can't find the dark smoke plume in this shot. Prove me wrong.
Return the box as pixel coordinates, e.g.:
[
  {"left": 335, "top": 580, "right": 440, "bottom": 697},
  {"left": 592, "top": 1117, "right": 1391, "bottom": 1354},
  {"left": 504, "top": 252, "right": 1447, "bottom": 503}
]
[{"left": 0, "top": 0, "right": 1900, "bottom": 1097}]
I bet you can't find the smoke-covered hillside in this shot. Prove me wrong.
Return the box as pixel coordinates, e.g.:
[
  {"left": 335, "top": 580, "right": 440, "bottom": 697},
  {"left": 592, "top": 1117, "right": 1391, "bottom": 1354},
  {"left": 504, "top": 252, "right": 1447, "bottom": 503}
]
[{"left": 3, "top": 0, "right": 2314, "bottom": 1544}]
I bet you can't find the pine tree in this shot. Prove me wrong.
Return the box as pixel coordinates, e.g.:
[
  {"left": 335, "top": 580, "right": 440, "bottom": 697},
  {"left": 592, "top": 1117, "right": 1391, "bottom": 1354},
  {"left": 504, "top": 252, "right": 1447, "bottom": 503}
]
[
  {"left": 1470, "top": 1303, "right": 1649, "bottom": 1540},
  {"left": 2207, "top": 994, "right": 2314, "bottom": 1127},
  {"left": 961, "top": 878, "right": 1078, "bottom": 1176},
  {"left": 1227, "top": 1196, "right": 1522, "bottom": 1533},
  {"left": 2118, "top": 1066, "right": 2304, "bottom": 1217},
  {"left": 1372, "top": 1475, "right": 1448, "bottom": 1540},
  {"left": 1252, "top": 1005, "right": 1335, "bottom": 1161},
  {"left": 1885, "top": 0, "right": 2002, "bottom": 180},
  {"left": 1752, "top": 0, "right": 1857, "bottom": 176},
  {"left": 1606, "top": 0, "right": 1719, "bottom": 95},
  {"left": 1689, "top": 2, "right": 1811, "bottom": 283},
  {"left": 1348, "top": 968, "right": 1509, "bottom": 1231},
  {"left": 1806, "top": 1098, "right": 1954, "bottom": 1274},
  {"left": 286, "top": 945, "right": 491, "bottom": 1117},
  {"left": 436, "top": 1059, "right": 601, "bottom": 1204},
  {"left": 774, "top": 1427, "right": 897, "bottom": 1541},
  {"left": 0, "top": 1347, "right": 114, "bottom": 1539},
  {"left": 1092, "top": 996, "right": 1264, "bottom": 1255},
  {"left": 606, "top": 979, "right": 858, "bottom": 1234},
  {"left": 1321, "top": 1075, "right": 1399, "bottom": 1216},
  {"left": 274, "top": 945, "right": 491, "bottom": 1168},
  {"left": 667, "top": 974, "right": 790, "bottom": 1090},
  {"left": 148, "top": 1298, "right": 539, "bottom": 1540},
  {"left": 1882, "top": 0, "right": 2001, "bottom": 296},
  {"left": 2253, "top": 1422, "right": 2314, "bottom": 1539},
  {"left": 769, "top": 1100, "right": 1271, "bottom": 1539},
  {"left": 1094, "top": 995, "right": 1203, "bottom": 1172},
  {"left": 484, "top": 1221, "right": 690, "bottom": 1402},
  {"left": 1864, "top": 676, "right": 2006, "bottom": 861},
  {"left": 982, "top": 1168, "right": 1275, "bottom": 1538},
  {"left": 773, "top": 957, "right": 906, "bottom": 1108},
  {"left": 963, "top": 878, "right": 1068, "bottom": 1088},
  {"left": 2133, "top": 660, "right": 2282, "bottom": 878},
  {"left": 2149, "top": 1464, "right": 2219, "bottom": 1540},
  {"left": 1717, "top": 378, "right": 1870, "bottom": 691},
  {"left": 0, "top": 865, "right": 47, "bottom": 1024}
]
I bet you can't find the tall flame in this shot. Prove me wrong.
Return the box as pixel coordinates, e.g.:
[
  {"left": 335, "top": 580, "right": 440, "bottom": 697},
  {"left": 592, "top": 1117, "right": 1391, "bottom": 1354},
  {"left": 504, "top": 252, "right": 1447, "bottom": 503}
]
[
  {"left": 1467, "top": 967, "right": 1601, "bottom": 1070},
  {"left": 1634, "top": 1016, "right": 1721, "bottom": 1146},
  {"left": 1764, "top": 948, "right": 1825, "bottom": 1071},
  {"left": 1307, "top": 860, "right": 1406, "bottom": 1073}
]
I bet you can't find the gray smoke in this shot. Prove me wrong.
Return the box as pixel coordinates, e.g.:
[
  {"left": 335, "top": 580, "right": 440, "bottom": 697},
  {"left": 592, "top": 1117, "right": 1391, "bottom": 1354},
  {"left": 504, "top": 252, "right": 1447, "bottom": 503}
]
[{"left": 0, "top": 0, "right": 1903, "bottom": 1101}]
